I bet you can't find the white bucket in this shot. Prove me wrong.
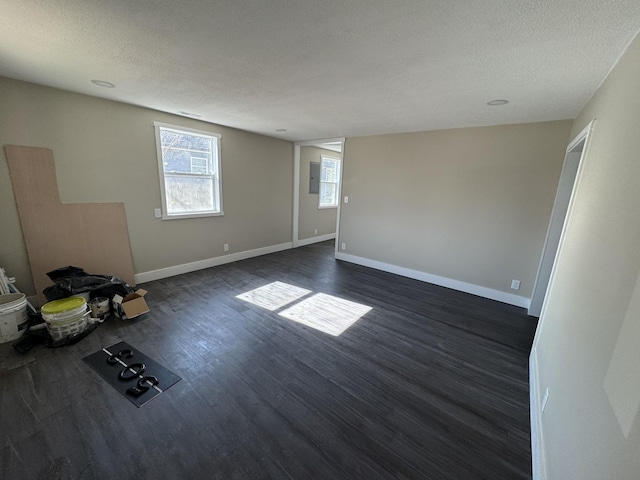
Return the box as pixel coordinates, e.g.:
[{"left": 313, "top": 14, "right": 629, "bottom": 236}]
[
  {"left": 0, "top": 293, "right": 29, "bottom": 344},
  {"left": 88, "top": 297, "right": 110, "bottom": 321},
  {"left": 41, "top": 298, "right": 89, "bottom": 341}
]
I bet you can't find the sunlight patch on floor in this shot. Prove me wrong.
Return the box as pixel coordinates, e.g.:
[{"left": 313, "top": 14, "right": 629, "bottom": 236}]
[
  {"left": 279, "top": 293, "right": 372, "bottom": 336},
  {"left": 236, "top": 281, "right": 311, "bottom": 311}
]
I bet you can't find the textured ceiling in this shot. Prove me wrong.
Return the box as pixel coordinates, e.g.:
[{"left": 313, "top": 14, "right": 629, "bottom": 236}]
[{"left": 1, "top": 0, "right": 640, "bottom": 141}]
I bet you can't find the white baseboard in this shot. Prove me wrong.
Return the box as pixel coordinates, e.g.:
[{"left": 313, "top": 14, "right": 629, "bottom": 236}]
[
  {"left": 530, "top": 349, "right": 546, "bottom": 480},
  {"left": 296, "top": 233, "right": 336, "bottom": 247},
  {"left": 135, "top": 243, "right": 530, "bottom": 309},
  {"left": 135, "top": 242, "right": 293, "bottom": 284},
  {"left": 334, "top": 252, "right": 531, "bottom": 309}
]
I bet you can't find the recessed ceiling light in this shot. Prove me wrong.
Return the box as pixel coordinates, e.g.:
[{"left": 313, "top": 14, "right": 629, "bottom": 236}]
[
  {"left": 177, "top": 111, "right": 203, "bottom": 118},
  {"left": 91, "top": 79, "right": 115, "bottom": 88},
  {"left": 276, "top": 129, "right": 287, "bottom": 132},
  {"left": 486, "top": 99, "right": 509, "bottom": 106}
]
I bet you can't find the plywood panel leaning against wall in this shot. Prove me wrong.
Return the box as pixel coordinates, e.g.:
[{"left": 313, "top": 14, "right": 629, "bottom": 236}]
[{"left": 5, "top": 145, "right": 136, "bottom": 303}]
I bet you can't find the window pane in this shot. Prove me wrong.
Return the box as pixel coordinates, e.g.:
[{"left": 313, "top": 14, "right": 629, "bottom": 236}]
[
  {"left": 320, "top": 183, "right": 337, "bottom": 206},
  {"left": 321, "top": 159, "right": 338, "bottom": 182},
  {"left": 160, "top": 129, "right": 213, "bottom": 175},
  {"left": 165, "top": 175, "right": 215, "bottom": 214}
]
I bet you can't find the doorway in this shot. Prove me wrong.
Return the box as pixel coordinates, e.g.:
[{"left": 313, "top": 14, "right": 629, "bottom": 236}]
[
  {"left": 293, "top": 138, "right": 345, "bottom": 255},
  {"left": 528, "top": 121, "right": 594, "bottom": 317}
]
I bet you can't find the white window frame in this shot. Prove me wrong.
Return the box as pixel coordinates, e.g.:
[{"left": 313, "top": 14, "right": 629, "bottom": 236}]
[
  {"left": 154, "top": 121, "right": 223, "bottom": 220},
  {"left": 318, "top": 155, "right": 341, "bottom": 209}
]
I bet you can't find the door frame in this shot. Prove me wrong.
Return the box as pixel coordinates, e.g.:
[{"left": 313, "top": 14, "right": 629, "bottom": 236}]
[
  {"left": 528, "top": 120, "right": 595, "bottom": 317},
  {"left": 293, "top": 138, "right": 345, "bottom": 254}
]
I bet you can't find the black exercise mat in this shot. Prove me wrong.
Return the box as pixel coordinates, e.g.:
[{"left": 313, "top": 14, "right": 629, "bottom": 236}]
[{"left": 83, "top": 341, "right": 181, "bottom": 407}]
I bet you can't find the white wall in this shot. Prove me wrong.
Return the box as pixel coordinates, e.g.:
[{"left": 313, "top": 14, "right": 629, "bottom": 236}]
[
  {"left": 338, "top": 121, "right": 572, "bottom": 304},
  {"left": 531, "top": 32, "right": 640, "bottom": 479}
]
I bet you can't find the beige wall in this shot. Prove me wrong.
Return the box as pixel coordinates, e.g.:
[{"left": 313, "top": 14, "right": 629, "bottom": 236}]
[
  {"left": 0, "top": 77, "right": 293, "bottom": 295},
  {"left": 532, "top": 33, "right": 640, "bottom": 479},
  {"left": 339, "top": 120, "right": 572, "bottom": 297},
  {"left": 298, "top": 146, "right": 338, "bottom": 240}
]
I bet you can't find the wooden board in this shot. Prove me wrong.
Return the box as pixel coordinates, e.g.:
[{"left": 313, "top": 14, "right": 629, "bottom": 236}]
[{"left": 5, "top": 145, "right": 136, "bottom": 302}]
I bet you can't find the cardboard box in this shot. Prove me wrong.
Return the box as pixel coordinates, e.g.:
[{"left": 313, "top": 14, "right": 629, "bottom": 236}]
[{"left": 112, "top": 289, "right": 149, "bottom": 320}]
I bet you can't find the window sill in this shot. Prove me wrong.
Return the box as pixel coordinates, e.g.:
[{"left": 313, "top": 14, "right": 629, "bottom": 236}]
[
  {"left": 318, "top": 205, "right": 338, "bottom": 210},
  {"left": 162, "top": 211, "right": 224, "bottom": 220}
]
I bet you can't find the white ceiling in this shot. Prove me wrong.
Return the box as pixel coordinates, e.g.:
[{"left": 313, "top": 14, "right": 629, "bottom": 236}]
[{"left": 1, "top": 0, "right": 640, "bottom": 141}]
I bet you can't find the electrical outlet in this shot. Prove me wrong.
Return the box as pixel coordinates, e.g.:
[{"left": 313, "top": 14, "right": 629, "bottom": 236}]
[
  {"left": 314, "top": 229, "right": 318, "bottom": 235},
  {"left": 223, "top": 244, "right": 229, "bottom": 252},
  {"left": 341, "top": 243, "right": 346, "bottom": 250},
  {"left": 511, "top": 279, "right": 521, "bottom": 290},
  {"left": 542, "top": 388, "right": 550, "bottom": 412},
  {"left": 154, "top": 208, "right": 162, "bottom": 218}
]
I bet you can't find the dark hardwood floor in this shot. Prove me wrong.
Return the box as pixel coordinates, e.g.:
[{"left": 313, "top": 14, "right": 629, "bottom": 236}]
[{"left": 0, "top": 241, "right": 537, "bottom": 479}]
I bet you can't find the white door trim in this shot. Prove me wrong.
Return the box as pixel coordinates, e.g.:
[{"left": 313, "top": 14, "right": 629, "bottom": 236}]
[
  {"left": 528, "top": 120, "right": 595, "bottom": 317},
  {"left": 293, "top": 137, "right": 345, "bottom": 251}
]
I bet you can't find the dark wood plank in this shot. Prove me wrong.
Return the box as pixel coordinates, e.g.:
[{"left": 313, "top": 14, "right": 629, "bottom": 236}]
[{"left": 0, "top": 241, "right": 536, "bottom": 479}]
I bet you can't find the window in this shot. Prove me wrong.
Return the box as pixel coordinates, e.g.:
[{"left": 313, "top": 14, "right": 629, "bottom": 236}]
[
  {"left": 319, "top": 155, "right": 340, "bottom": 208},
  {"left": 154, "top": 122, "right": 222, "bottom": 219}
]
